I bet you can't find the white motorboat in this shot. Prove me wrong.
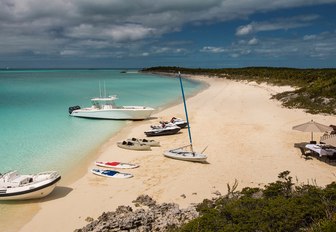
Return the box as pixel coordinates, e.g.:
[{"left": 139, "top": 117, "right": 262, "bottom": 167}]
[
  {"left": 0, "top": 170, "right": 61, "bottom": 200},
  {"left": 144, "top": 122, "right": 181, "bottom": 137},
  {"left": 163, "top": 72, "right": 207, "bottom": 163},
  {"left": 69, "top": 95, "right": 154, "bottom": 120}
]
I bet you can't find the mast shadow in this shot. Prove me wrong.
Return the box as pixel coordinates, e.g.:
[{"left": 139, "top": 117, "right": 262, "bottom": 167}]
[{"left": 201, "top": 161, "right": 211, "bottom": 164}]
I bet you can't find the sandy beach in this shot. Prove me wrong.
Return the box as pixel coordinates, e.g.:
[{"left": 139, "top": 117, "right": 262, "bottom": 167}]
[{"left": 17, "top": 75, "right": 336, "bottom": 231}]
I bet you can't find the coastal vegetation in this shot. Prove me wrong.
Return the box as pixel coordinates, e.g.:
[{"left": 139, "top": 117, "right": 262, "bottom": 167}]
[
  {"left": 142, "top": 67, "right": 336, "bottom": 115},
  {"left": 176, "top": 171, "right": 336, "bottom": 232},
  {"left": 78, "top": 172, "right": 336, "bottom": 232}
]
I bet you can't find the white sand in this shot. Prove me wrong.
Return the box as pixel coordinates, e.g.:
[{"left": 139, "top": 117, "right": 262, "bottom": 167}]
[{"left": 19, "top": 75, "right": 336, "bottom": 231}]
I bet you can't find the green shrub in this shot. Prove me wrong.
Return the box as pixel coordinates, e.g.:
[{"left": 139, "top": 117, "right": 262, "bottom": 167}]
[{"left": 177, "top": 171, "right": 336, "bottom": 232}]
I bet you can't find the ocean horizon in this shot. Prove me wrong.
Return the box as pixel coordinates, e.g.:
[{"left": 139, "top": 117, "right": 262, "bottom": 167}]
[{"left": 0, "top": 69, "right": 203, "bottom": 175}]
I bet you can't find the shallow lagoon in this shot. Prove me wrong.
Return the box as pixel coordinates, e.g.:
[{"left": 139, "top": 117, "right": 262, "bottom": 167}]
[{"left": 0, "top": 69, "right": 202, "bottom": 174}]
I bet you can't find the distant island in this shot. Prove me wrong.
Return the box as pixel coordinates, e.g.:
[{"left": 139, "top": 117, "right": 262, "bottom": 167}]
[{"left": 142, "top": 66, "right": 336, "bottom": 115}]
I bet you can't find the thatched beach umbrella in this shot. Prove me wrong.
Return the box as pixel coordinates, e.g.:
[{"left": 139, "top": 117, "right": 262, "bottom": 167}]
[{"left": 292, "top": 120, "right": 333, "bottom": 142}]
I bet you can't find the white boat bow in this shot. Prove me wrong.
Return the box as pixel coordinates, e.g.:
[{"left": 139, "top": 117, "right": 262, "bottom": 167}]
[{"left": 0, "top": 170, "right": 61, "bottom": 200}]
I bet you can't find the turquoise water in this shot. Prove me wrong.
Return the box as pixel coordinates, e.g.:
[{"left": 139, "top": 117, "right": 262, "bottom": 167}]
[{"left": 0, "top": 70, "right": 202, "bottom": 174}]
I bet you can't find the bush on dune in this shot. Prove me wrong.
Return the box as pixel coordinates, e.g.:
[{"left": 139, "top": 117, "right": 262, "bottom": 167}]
[{"left": 176, "top": 171, "right": 336, "bottom": 232}]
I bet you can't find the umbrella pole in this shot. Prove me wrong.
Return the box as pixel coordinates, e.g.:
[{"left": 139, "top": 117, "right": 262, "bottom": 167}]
[{"left": 311, "top": 132, "right": 313, "bottom": 142}]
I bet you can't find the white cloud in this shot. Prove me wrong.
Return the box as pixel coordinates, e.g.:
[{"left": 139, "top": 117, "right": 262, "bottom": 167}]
[
  {"left": 237, "top": 38, "right": 259, "bottom": 45},
  {"left": 151, "top": 47, "right": 185, "bottom": 54},
  {"left": 200, "top": 46, "right": 225, "bottom": 53},
  {"left": 66, "top": 24, "right": 155, "bottom": 42},
  {"left": 236, "top": 24, "right": 254, "bottom": 36},
  {"left": 104, "top": 25, "right": 155, "bottom": 42},
  {"left": 231, "top": 53, "right": 240, "bottom": 58},
  {"left": 235, "top": 14, "right": 320, "bottom": 36},
  {"left": 224, "top": 31, "right": 336, "bottom": 59},
  {"left": 303, "top": 34, "right": 317, "bottom": 40},
  {"left": 60, "top": 50, "right": 82, "bottom": 56},
  {"left": 0, "top": 0, "right": 335, "bottom": 62},
  {"left": 248, "top": 37, "right": 259, "bottom": 45}
]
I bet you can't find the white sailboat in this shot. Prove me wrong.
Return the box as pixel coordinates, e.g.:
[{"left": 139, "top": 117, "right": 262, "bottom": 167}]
[{"left": 163, "top": 72, "right": 207, "bottom": 163}]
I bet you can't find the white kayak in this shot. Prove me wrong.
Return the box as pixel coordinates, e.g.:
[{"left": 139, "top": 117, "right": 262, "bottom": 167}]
[
  {"left": 127, "top": 138, "right": 160, "bottom": 147},
  {"left": 91, "top": 168, "right": 133, "bottom": 178},
  {"left": 117, "top": 141, "right": 151, "bottom": 151},
  {"left": 95, "top": 161, "right": 139, "bottom": 169},
  {"left": 163, "top": 149, "right": 207, "bottom": 163}
]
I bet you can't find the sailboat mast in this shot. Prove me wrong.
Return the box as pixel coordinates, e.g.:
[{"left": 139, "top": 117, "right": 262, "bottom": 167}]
[
  {"left": 99, "top": 81, "right": 102, "bottom": 97},
  {"left": 103, "top": 81, "right": 106, "bottom": 97},
  {"left": 178, "top": 72, "right": 193, "bottom": 151}
]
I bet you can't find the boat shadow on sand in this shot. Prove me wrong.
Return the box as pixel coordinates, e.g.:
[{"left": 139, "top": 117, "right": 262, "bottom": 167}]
[
  {"left": 166, "top": 157, "right": 210, "bottom": 164},
  {"left": 0, "top": 186, "right": 73, "bottom": 205},
  {"left": 146, "top": 116, "right": 158, "bottom": 120},
  {"left": 70, "top": 116, "right": 158, "bottom": 121}
]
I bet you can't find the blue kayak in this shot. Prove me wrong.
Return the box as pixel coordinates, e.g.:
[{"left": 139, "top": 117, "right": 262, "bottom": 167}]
[{"left": 91, "top": 168, "right": 133, "bottom": 178}]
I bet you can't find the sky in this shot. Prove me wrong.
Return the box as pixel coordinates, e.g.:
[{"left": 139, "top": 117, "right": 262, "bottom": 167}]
[{"left": 1, "top": 0, "right": 336, "bottom": 69}]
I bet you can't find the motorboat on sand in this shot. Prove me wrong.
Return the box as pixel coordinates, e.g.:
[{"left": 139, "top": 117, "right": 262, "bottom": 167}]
[
  {"left": 144, "top": 122, "right": 181, "bottom": 137},
  {"left": 69, "top": 95, "right": 154, "bottom": 120},
  {"left": 0, "top": 170, "right": 61, "bottom": 200}
]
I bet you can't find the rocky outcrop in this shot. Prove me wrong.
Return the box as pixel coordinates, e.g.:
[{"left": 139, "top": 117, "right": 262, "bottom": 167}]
[{"left": 75, "top": 195, "right": 199, "bottom": 232}]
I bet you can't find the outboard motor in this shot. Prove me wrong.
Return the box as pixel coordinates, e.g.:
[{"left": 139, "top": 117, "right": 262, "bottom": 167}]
[{"left": 68, "top": 105, "right": 81, "bottom": 114}]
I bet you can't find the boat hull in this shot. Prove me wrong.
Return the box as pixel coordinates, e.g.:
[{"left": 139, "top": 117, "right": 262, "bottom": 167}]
[
  {"left": 163, "top": 150, "right": 207, "bottom": 163},
  {"left": 0, "top": 175, "right": 61, "bottom": 200},
  {"left": 175, "top": 122, "right": 188, "bottom": 128},
  {"left": 144, "top": 127, "right": 181, "bottom": 137},
  {"left": 70, "top": 107, "right": 154, "bottom": 120}
]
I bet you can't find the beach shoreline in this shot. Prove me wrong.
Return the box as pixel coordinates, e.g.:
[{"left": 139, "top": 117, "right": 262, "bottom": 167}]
[
  {"left": 13, "top": 74, "right": 336, "bottom": 231},
  {"left": 1, "top": 74, "right": 208, "bottom": 232},
  {"left": 60, "top": 75, "right": 209, "bottom": 185}
]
